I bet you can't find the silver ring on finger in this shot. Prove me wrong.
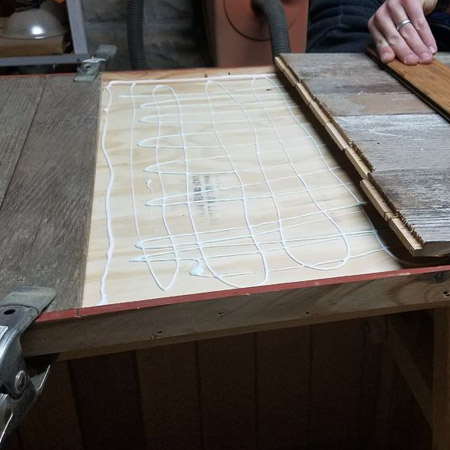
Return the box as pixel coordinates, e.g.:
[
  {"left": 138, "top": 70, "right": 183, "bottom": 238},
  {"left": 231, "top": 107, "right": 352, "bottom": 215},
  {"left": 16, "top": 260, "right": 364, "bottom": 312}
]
[{"left": 396, "top": 18, "right": 412, "bottom": 31}]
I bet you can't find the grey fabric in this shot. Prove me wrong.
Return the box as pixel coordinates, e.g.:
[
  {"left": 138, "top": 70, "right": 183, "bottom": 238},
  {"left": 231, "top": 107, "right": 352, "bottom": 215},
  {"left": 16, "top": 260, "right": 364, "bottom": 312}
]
[{"left": 307, "top": 0, "right": 450, "bottom": 53}]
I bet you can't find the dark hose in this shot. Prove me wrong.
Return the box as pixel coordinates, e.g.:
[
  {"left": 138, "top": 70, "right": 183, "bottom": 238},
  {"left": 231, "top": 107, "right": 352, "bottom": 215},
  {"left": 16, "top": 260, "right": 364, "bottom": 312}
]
[
  {"left": 252, "top": 0, "right": 291, "bottom": 58},
  {"left": 14, "top": 0, "right": 41, "bottom": 11},
  {"left": 127, "top": 0, "right": 147, "bottom": 70}
]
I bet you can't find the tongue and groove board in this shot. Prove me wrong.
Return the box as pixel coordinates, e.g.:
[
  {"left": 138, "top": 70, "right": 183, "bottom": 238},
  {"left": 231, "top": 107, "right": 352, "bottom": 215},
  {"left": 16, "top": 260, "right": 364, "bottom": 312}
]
[
  {"left": 276, "top": 53, "right": 450, "bottom": 257},
  {"left": 366, "top": 46, "right": 450, "bottom": 121}
]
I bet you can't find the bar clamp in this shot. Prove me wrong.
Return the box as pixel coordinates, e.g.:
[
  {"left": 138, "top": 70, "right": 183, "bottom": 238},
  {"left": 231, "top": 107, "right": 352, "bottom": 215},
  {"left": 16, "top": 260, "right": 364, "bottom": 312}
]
[
  {"left": 74, "top": 44, "right": 117, "bottom": 82},
  {"left": 0, "top": 287, "right": 56, "bottom": 447}
]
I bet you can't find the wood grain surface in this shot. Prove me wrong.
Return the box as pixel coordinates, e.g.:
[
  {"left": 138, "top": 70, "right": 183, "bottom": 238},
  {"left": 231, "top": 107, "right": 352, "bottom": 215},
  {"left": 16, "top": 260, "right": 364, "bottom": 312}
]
[
  {"left": 83, "top": 66, "right": 445, "bottom": 310},
  {"left": 277, "top": 53, "right": 450, "bottom": 256},
  {"left": 0, "top": 75, "right": 100, "bottom": 311},
  {"left": 367, "top": 46, "right": 450, "bottom": 121}
]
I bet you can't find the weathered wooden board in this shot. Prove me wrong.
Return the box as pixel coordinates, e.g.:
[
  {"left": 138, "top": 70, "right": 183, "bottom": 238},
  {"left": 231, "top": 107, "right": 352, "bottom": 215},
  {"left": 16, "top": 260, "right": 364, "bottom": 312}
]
[
  {"left": 0, "top": 77, "right": 45, "bottom": 206},
  {"left": 0, "top": 75, "right": 100, "bottom": 311},
  {"left": 277, "top": 53, "right": 450, "bottom": 256},
  {"left": 367, "top": 46, "right": 450, "bottom": 121}
]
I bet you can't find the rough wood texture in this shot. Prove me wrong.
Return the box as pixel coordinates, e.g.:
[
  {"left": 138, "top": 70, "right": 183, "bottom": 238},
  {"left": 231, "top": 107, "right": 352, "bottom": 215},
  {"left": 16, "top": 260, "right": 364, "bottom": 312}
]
[
  {"left": 256, "top": 327, "right": 310, "bottom": 449},
  {"left": 69, "top": 352, "right": 145, "bottom": 450},
  {"left": 0, "top": 75, "right": 100, "bottom": 311},
  {"left": 433, "top": 308, "right": 450, "bottom": 450},
  {"left": 0, "top": 77, "right": 45, "bottom": 207},
  {"left": 15, "top": 321, "right": 398, "bottom": 450},
  {"left": 367, "top": 46, "right": 450, "bottom": 121},
  {"left": 277, "top": 53, "right": 450, "bottom": 256},
  {"left": 20, "top": 362, "right": 84, "bottom": 450},
  {"left": 22, "top": 268, "right": 450, "bottom": 358},
  {"left": 136, "top": 342, "right": 202, "bottom": 450}
]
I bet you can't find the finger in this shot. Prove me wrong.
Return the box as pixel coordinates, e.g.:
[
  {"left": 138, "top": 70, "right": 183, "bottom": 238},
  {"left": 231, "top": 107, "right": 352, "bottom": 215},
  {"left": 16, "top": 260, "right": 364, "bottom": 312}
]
[
  {"left": 372, "top": 5, "right": 419, "bottom": 65},
  {"left": 368, "top": 18, "right": 396, "bottom": 63},
  {"left": 402, "top": 0, "right": 437, "bottom": 54},
  {"left": 387, "top": 1, "right": 433, "bottom": 63}
]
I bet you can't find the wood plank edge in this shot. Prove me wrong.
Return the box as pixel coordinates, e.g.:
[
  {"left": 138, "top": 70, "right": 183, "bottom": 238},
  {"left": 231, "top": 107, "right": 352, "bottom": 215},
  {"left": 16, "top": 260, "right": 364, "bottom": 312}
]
[
  {"left": 360, "top": 179, "right": 424, "bottom": 255},
  {"left": 365, "top": 46, "right": 450, "bottom": 122},
  {"left": 276, "top": 55, "right": 450, "bottom": 257},
  {"left": 275, "top": 56, "right": 371, "bottom": 177},
  {"left": 23, "top": 268, "right": 450, "bottom": 358}
]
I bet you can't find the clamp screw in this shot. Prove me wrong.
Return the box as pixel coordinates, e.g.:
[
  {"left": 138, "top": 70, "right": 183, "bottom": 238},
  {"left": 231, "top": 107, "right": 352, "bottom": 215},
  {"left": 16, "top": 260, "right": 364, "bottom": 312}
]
[{"left": 14, "top": 370, "right": 27, "bottom": 395}]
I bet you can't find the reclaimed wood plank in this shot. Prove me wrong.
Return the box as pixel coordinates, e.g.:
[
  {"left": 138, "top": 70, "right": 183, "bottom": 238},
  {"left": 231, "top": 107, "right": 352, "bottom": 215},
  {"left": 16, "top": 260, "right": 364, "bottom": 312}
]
[
  {"left": 318, "top": 92, "right": 434, "bottom": 117},
  {"left": 367, "top": 46, "right": 450, "bottom": 121},
  {"left": 0, "top": 77, "right": 45, "bottom": 207},
  {"left": 333, "top": 114, "right": 450, "bottom": 172},
  {"left": 277, "top": 53, "right": 450, "bottom": 256},
  {"left": 136, "top": 343, "right": 202, "bottom": 450},
  {"left": 371, "top": 170, "right": 450, "bottom": 246},
  {"left": 0, "top": 76, "right": 100, "bottom": 311}
]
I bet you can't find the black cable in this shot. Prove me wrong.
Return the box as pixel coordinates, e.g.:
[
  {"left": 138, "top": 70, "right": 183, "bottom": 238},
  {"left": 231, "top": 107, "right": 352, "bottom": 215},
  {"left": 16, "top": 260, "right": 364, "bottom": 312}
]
[
  {"left": 252, "top": 0, "right": 291, "bottom": 58},
  {"left": 127, "top": 0, "right": 147, "bottom": 70},
  {"left": 14, "top": 0, "right": 41, "bottom": 11}
]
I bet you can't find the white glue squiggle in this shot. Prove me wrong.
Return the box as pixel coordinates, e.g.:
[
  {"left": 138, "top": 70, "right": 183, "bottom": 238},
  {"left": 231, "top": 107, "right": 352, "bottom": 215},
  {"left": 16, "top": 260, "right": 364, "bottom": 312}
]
[
  {"left": 99, "top": 74, "right": 412, "bottom": 302},
  {"left": 99, "top": 84, "right": 116, "bottom": 305}
]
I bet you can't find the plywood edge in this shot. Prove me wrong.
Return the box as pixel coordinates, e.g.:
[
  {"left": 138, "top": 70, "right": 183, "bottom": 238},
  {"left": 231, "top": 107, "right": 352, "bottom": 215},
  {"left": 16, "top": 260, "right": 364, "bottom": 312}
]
[
  {"left": 276, "top": 55, "right": 450, "bottom": 258},
  {"left": 101, "top": 65, "right": 276, "bottom": 84},
  {"left": 23, "top": 267, "right": 450, "bottom": 357}
]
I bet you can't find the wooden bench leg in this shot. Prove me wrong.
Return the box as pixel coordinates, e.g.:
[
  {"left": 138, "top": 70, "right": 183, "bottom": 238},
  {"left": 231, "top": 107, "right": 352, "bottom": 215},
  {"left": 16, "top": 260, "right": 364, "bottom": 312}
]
[{"left": 433, "top": 307, "right": 450, "bottom": 450}]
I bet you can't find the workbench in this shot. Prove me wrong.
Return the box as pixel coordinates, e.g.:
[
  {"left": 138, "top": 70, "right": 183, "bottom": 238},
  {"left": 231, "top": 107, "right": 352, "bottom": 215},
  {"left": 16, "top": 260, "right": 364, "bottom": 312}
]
[{"left": 1, "top": 55, "right": 450, "bottom": 449}]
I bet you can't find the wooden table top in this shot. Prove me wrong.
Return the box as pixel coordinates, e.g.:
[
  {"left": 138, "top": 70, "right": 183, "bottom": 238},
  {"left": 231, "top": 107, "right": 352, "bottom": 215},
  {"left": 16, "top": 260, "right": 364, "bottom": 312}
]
[{"left": 1, "top": 58, "right": 450, "bottom": 359}]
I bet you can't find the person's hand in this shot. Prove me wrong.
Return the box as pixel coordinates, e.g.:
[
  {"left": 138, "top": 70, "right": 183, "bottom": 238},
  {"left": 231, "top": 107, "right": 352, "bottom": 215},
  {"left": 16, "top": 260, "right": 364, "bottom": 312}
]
[{"left": 368, "top": 0, "right": 438, "bottom": 65}]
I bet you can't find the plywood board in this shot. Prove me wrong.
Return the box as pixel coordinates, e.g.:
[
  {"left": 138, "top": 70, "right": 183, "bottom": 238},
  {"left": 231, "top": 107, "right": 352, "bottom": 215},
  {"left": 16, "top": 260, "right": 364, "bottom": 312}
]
[
  {"left": 83, "top": 68, "right": 442, "bottom": 308},
  {"left": 277, "top": 53, "right": 450, "bottom": 257}
]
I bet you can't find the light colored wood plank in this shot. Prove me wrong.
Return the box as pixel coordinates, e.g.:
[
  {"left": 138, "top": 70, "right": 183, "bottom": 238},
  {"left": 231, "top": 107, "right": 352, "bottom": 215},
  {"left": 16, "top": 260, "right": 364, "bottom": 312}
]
[
  {"left": 256, "top": 327, "right": 310, "bottom": 449},
  {"left": 136, "top": 343, "right": 202, "bottom": 450},
  {"left": 197, "top": 334, "right": 257, "bottom": 450}
]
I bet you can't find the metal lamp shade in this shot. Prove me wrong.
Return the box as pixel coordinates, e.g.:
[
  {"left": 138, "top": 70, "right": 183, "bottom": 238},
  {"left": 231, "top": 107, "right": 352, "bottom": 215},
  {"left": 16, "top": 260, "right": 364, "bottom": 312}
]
[{"left": 0, "top": 8, "right": 66, "bottom": 40}]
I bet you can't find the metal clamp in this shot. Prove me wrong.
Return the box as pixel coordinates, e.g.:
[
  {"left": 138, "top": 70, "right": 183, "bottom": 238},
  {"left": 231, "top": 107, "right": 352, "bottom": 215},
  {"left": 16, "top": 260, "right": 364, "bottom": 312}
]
[
  {"left": 0, "top": 287, "right": 55, "bottom": 447},
  {"left": 74, "top": 44, "right": 117, "bottom": 82}
]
